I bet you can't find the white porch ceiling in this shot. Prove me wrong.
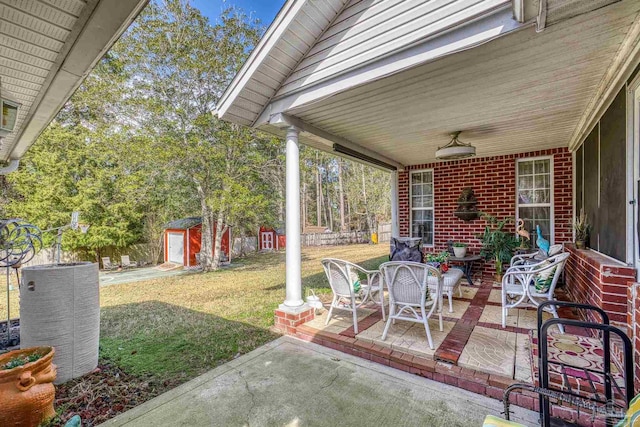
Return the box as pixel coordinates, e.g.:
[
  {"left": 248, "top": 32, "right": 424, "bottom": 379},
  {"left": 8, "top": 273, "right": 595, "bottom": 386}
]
[
  {"left": 0, "top": 0, "right": 148, "bottom": 162},
  {"left": 283, "top": 0, "right": 640, "bottom": 166}
]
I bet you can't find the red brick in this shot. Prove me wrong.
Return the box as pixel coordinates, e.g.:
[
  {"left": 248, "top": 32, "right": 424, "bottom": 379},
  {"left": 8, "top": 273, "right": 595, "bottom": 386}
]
[
  {"left": 458, "top": 378, "right": 486, "bottom": 395},
  {"left": 488, "top": 375, "right": 516, "bottom": 389},
  {"left": 551, "top": 405, "right": 577, "bottom": 422},
  {"left": 443, "top": 374, "right": 458, "bottom": 387},
  {"left": 371, "top": 355, "right": 390, "bottom": 366},
  {"left": 389, "top": 350, "right": 406, "bottom": 364},
  {"left": 390, "top": 360, "right": 410, "bottom": 372},
  {"left": 485, "top": 386, "right": 504, "bottom": 400},
  {"left": 515, "top": 393, "right": 535, "bottom": 410},
  {"left": 353, "top": 339, "right": 375, "bottom": 351},
  {"left": 412, "top": 356, "right": 436, "bottom": 372}
]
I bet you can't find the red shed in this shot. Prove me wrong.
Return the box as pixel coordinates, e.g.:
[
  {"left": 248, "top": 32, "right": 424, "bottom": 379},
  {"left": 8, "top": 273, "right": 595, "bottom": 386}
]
[
  {"left": 164, "top": 217, "right": 231, "bottom": 267},
  {"left": 259, "top": 226, "right": 285, "bottom": 251}
]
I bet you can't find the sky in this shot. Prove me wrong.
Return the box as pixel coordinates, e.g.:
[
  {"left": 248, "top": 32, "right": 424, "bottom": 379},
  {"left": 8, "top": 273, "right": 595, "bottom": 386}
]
[{"left": 190, "top": 0, "right": 286, "bottom": 27}]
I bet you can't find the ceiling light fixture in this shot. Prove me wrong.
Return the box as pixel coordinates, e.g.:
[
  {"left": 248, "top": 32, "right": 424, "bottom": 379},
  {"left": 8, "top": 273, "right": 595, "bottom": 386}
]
[{"left": 435, "top": 131, "right": 476, "bottom": 160}]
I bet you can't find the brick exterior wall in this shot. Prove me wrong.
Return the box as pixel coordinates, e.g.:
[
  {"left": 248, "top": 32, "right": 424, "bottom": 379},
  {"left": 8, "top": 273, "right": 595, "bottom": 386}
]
[{"left": 398, "top": 148, "right": 573, "bottom": 258}]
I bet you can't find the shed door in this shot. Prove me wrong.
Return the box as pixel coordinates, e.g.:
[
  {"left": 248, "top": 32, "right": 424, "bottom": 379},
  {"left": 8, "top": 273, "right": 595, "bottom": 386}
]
[
  {"left": 167, "top": 232, "right": 184, "bottom": 265},
  {"left": 261, "top": 232, "right": 273, "bottom": 250}
]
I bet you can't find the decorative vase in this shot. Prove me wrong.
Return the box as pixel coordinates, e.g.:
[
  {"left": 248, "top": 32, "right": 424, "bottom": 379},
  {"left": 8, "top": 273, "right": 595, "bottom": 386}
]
[
  {"left": 21, "top": 262, "right": 100, "bottom": 384},
  {"left": 575, "top": 240, "right": 586, "bottom": 250},
  {"left": 0, "top": 346, "right": 56, "bottom": 427},
  {"left": 453, "top": 247, "right": 467, "bottom": 258}
]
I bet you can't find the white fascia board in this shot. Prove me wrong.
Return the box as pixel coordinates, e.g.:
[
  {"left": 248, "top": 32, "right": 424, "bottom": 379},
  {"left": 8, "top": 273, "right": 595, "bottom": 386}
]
[
  {"left": 255, "top": 4, "right": 527, "bottom": 126},
  {"left": 568, "top": 15, "right": 640, "bottom": 152},
  {"left": 216, "top": 0, "right": 306, "bottom": 120},
  {"left": 8, "top": 0, "right": 149, "bottom": 161},
  {"left": 269, "top": 113, "right": 405, "bottom": 171}
]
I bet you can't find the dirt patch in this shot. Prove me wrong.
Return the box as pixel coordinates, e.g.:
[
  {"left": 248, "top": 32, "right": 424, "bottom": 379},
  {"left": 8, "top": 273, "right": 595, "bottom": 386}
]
[{"left": 45, "top": 361, "right": 180, "bottom": 426}]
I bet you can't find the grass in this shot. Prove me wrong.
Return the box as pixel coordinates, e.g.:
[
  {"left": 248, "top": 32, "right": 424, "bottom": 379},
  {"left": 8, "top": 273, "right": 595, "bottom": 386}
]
[{"left": 1, "top": 244, "right": 388, "bottom": 383}]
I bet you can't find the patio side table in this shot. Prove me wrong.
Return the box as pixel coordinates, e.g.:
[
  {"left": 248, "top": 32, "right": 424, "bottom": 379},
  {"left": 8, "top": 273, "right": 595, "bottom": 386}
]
[{"left": 447, "top": 254, "right": 482, "bottom": 286}]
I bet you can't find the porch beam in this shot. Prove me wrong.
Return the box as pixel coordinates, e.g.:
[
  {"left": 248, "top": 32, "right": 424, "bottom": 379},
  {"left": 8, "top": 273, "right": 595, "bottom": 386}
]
[
  {"left": 283, "top": 125, "right": 304, "bottom": 308},
  {"left": 269, "top": 113, "right": 405, "bottom": 171},
  {"left": 568, "top": 15, "right": 640, "bottom": 151}
]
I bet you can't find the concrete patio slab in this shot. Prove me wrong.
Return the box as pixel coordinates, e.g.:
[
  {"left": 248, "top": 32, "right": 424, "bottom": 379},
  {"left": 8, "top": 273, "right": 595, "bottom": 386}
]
[
  {"left": 305, "top": 308, "right": 376, "bottom": 334},
  {"left": 458, "top": 285, "right": 478, "bottom": 300},
  {"left": 458, "top": 326, "right": 517, "bottom": 377},
  {"left": 102, "top": 336, "right": 538, "bottom": 427},
  {"left": 99, "top": 267, "right": 192, "bottom": 286}
]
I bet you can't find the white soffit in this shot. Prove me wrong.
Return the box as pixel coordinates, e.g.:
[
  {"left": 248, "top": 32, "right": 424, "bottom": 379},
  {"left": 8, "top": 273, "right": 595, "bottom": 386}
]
[
  {"left": 217, "top": 0, "right": 518, "bottom": 127},
  {"left": 0, "top": 0, "right": 149, "bottom": 162},
  {"left": 285, "top": 0, "right": 639, "bottom": 166},
  {"left": 216, "top": 0, "right": 350, "bottom": 127}
]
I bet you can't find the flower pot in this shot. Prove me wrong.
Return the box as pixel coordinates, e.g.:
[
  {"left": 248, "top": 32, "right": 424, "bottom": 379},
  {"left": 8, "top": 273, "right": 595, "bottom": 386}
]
[
  {"left": 425, "top": 261, "right": 441, "bottom": 273},
  {"left": 575, "top": 240, "right": 586, "bottom": 250},
  {"left": 0, "top": 346, "right": 56, "bottom": 427},
  {"left": 453, "top": 246, "right": 467, "bottom": 258}
]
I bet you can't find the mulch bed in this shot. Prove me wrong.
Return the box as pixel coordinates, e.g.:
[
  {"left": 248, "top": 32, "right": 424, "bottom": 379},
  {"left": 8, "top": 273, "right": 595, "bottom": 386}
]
[{"left": 45, "top": 362, "right": 181, "bottom": 426}]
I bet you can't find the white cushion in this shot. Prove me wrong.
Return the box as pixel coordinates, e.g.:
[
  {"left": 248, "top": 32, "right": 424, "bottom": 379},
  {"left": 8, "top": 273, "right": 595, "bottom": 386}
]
[{"left": 427, "top": 269, "right": 463, "bottom": 291}]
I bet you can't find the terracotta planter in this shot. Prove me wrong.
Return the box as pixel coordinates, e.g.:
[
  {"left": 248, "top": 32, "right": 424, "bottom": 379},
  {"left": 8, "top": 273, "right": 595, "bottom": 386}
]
[{"left": 0, "top": 346, "right": 56, "bottom": 427}]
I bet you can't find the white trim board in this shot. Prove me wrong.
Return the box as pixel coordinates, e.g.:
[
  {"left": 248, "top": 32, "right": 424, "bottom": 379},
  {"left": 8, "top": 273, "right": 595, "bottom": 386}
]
[
  {"left": 409, "top": 168, "right": 435, "bottom": 247},
  {"left": 515, "top": 155, "right": 555, "bottom": 246}
]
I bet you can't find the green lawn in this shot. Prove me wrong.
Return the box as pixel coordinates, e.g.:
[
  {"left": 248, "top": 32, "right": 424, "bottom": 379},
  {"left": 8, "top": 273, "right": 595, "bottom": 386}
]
[{"left": 2, "top": 244, "right": 388, "bottom": 383}]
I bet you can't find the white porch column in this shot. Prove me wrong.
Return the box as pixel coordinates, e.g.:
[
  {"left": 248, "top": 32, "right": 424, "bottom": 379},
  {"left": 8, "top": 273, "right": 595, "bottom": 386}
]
[
  {"left": 283, "top": 126, "right": 304, "bottom": 308},
  {"left": 390, "top": 170, "right": 399, "bottom": 238}
]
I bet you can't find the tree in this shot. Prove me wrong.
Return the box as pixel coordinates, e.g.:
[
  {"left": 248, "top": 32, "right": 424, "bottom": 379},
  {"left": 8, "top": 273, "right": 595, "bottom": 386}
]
[
  {"left": 6, "top": 123, "right": 144, "bottom": 259},
  {"left": 116, "top": 0, "right": 263, "bottom": 270}
]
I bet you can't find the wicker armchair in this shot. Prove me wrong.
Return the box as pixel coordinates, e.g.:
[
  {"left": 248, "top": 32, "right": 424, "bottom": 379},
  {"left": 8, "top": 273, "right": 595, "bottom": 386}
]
[
  {"left": 502, "top": 252, "right": 570, "bottom": 330},
  {"left": 379, "top": 261, "right": 443, "bottom": 350},
  {"left": 321, "top": 258, "right": 386, "bottom": 334}
]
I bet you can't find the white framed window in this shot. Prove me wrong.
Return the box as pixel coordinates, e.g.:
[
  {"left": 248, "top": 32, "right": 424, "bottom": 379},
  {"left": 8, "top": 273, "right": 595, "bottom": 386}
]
[
  {"left": 410, "top": 169, "right": 434, "bottom": 246},
  {"left": 516, "top": 157, "right": 554, "bottom": 246}
]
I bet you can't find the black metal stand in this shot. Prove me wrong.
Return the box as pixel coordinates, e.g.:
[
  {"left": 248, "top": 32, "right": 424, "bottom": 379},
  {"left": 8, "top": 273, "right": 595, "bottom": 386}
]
[{"left": 504, "top": 301, "right": 634, "bottom": 426}]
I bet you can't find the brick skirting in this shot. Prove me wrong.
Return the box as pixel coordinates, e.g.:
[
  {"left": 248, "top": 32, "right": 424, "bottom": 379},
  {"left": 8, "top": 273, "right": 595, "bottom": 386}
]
[{"left": 565, "top": 245, "right": 636, "bottom": 325}]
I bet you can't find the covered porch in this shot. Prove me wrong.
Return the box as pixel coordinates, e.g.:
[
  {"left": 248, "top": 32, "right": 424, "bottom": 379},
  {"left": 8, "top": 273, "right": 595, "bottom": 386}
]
[{"left": 218, "top": 0, "right": 640, "bottom": 423}]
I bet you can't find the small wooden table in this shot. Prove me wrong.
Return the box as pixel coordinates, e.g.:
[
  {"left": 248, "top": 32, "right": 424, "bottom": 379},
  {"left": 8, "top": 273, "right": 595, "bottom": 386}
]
[{"left": 447, "top": 254, "right": 482, "bottom": 286}]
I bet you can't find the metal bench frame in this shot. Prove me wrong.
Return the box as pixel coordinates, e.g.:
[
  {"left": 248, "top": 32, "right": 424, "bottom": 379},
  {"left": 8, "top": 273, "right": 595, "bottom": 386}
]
[{"left": 504, "top": 301, "right": 634, "bottom": 426}]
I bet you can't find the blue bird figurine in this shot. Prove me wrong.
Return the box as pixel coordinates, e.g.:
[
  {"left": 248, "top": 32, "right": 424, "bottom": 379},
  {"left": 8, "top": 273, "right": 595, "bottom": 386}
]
[{"left": 536, "top": 225, "right": 550, "bottom": 255}]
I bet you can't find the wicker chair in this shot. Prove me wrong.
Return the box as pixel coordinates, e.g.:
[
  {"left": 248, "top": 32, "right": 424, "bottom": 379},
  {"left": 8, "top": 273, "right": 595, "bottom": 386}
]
[
  {"left": 379, "top": 261, "right": 443, "bottom": 350},
  {"left": 321, "top": 258, "right": 386, "bottom": 334},
  {"left": 510, "top": 244, "right": 563, "bottom": 267},
  {"left": 502, "top": 252, "right": 570, "bottom": 330}
]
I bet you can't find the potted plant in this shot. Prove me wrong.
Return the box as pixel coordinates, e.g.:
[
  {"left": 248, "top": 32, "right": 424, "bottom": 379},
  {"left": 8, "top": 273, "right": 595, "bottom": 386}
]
[
  {"left": 574, "top": 209, "right": 589, "bottom": 250},
  {"left": 425, "top": 251, "right": 450, "bottom": 272},
  {"left": 477, "top": 213, "right": 519, "bottom": 281},
  {"left": 0, "top": 346, "right": 57, "bottom": 427},
  {"left": 452, "top": 242, "right": 468, "bottom": 258}
]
